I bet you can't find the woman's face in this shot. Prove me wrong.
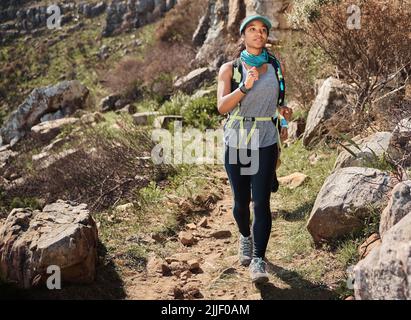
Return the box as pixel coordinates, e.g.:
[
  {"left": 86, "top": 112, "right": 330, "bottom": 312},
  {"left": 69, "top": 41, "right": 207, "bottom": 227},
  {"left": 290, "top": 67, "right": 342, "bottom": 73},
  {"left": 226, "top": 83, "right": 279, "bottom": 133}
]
[{"left": 242, "top": 19, "right": 268, "bottom": 48}]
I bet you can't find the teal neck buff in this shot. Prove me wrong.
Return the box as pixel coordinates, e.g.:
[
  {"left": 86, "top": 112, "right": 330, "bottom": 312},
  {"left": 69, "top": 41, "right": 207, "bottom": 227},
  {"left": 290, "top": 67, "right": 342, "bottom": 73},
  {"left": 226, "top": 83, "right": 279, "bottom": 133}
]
[{"left": 240, "top": 48, "right": 269, "bottom": 67}]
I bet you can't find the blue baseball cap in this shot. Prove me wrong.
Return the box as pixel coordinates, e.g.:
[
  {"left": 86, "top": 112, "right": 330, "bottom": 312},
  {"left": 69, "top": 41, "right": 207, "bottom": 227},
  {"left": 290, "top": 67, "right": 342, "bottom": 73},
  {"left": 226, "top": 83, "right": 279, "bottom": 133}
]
[{"left": 239, "top": 15, "right": 272, "bottom": 35}]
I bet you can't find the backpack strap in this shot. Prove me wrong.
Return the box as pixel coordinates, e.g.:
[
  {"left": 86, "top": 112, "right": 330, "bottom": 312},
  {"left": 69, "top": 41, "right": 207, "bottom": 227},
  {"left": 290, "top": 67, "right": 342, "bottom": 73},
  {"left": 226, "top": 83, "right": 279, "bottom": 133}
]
[
  {"left": 231, "top": 54, "right": 286, "bottom": 107},
  {"left": 231, "top": 57, "right": 243, "bottom": 92},
  {"left": 268, "top": 53, "right": 286, "bottom": 107}
]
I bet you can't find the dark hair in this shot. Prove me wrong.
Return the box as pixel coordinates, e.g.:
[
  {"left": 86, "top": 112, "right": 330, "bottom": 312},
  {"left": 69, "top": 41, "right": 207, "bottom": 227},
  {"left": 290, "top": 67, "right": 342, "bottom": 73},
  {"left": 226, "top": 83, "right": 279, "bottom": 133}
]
[{"left": 233, "top": 36, "right": 246, "bottom": 58}]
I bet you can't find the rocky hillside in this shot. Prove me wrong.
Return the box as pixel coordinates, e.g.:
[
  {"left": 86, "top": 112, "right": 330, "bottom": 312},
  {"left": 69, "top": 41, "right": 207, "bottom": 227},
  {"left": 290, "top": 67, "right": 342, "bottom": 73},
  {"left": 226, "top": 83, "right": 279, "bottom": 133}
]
[{"left": 0, "top": 0, "right": 410, "bottom": 300}]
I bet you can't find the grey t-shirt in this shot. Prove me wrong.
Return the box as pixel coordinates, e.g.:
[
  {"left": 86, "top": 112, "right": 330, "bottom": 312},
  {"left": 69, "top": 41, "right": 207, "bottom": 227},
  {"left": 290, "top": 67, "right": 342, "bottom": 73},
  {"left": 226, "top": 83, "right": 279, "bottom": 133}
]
[{"left": 223, "top": 62, "right": 279, "bottom": 149}]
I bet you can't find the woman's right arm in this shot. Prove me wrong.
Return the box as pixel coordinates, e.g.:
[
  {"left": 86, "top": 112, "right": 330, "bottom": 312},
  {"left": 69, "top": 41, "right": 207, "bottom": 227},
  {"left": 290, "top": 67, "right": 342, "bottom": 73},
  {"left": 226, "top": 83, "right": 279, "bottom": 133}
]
[{"left": 217, "top": 62, "right": 247, "bottom": 115}]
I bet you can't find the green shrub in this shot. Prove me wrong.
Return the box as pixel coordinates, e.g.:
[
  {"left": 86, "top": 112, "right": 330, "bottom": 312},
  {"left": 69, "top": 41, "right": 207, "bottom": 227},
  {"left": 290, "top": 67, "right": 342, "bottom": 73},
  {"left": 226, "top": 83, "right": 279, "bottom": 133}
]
[
  {"left": 181, "top": 94, "right": 221, "bottom": 130},
  {"left": 10, "top": 197, "right": 42, "bottom": 210},
  {"left": 159, "top": 92, "right": 221, "bottom": 130}
]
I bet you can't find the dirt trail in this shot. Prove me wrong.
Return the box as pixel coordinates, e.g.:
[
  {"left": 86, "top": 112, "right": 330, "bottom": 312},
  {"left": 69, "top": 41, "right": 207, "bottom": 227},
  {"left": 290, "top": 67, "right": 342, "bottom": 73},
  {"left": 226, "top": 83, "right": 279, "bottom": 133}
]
[{"left": 124, "top": 169, "right": 339, "bottom": 300}]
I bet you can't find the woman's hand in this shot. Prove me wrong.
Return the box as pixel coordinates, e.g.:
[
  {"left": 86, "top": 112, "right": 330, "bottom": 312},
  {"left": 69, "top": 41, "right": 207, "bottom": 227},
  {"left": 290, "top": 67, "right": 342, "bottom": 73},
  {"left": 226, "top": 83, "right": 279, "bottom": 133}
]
[
  {"left": 244, "top": 66, "right": 259, "bottom": 89},
  {"left": 280, "top": 127, "right": 288, "bottom": 142},
  {"left": 279, "top": 106, "right": 293, "bottom": 122}
]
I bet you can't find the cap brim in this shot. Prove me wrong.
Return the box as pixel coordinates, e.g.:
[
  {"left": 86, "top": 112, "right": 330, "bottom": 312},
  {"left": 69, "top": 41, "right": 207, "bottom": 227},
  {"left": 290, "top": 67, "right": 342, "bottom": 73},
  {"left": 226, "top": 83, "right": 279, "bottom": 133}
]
[{"left": 240, "top": 15, "right": 272, "bottom": 34}]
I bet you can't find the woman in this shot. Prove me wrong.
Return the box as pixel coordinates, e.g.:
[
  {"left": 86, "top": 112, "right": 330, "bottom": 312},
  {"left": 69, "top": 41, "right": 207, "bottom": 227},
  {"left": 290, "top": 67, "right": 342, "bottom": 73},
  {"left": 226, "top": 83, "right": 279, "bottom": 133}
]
[{"left": 217, "top": 15, "right": 291, "bottom": 284}]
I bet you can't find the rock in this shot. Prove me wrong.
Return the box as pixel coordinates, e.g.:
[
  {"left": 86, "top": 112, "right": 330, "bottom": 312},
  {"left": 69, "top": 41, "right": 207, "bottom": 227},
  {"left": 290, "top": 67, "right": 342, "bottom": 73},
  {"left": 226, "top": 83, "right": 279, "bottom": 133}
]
[
  {"left": 278, "top": 172, "right": 308, "bottom": 189},
  {"left": 334, "top": 132, "right": 392, "bottom": 171},
  {"left": 103, "top": 0, "right": 175, "bottom": 37},
  {"left": 165, "top": 253, "right": 196, "bottom": 264},
  {"left": 187, "top": 259, "right": 200, "bottom": 271},
  {"left": 183, "top": 284, "right": 202, "bottom": 299},
  {"left": 153, "top": 115, "right": 183, "bottom": 129},
  {"left": 302, "top": 77, "right": 352, "bottom": 147},
  {"left": 30, "top": 117, "right": 79, "bottom": 143},
  {"left": 87, "top": 1, "right": 106, "bottom": 18},
  {"left": 0, "top": 148, "right": 18, "bottom": 169},
  {"left": 39, "top": 137, "right": 69, "bottom": 154},
  {"left": 173, "top": 67, "right": 215, "bottom": 94},
  {"left": 99, "top": 94, "right": 127, "bottom": 112},
  {"left": 179, "top": 231, "right": 195, "bottom": 246},
  {"left": 387, "top": 117, "right": 411, "bottom": 168},
  {"left": 169, "top": 261, "right": 189, "bottom": 277},
  {"left": 40, "top": 110, "right": 65, "bottom": 122},
  {"left": 210, "top": 229, "right": 232, "bottom": 239},
  {"left": 192, "top": 8, "right": 210, "bottom": 47},
  {"left": 132, "top": 111, "right": 160, "bottom": 126},
  {"left": 114, "top": 203, "right": 134, "bottom": 213},
  {"left": 354, "top": 211, "right": 411, "bottom": 300},
  {"left": 307, "top": 167, "right": 391, "bottom": 244},
  {"left": 309, "top": 153, "right": 326, "bottom": 165},
  {"left": 197, "top": 217, "right": 208, "bottom": 228},
  {"left": 358, "top": 233, "right": 381, "bottom": 260},
  {"left": 286, "top": 120, "right": 305, "bottom": 143},
  {"left": 0, "top": 200, "right": 98, "bottom": 289},
  {"left": 172, "top": 286, "right": 184, "bottom": 299},
  {"left": 80, "top": 112, "right": 105, "bottom": 125},
  {"left": 226, "top": 0, "right": 242, "bottom": 34},
  {"left": 379, "top": 180, "right": 411, "bottom": 237},
  {"left": 146, "top": 255, "right": 171, "bottom": 276},
  {"left": 180, "top": 270, "right": 192, "bottom": 280},
  {"left": 186, "top": 223, "right": 197, "bottom": 230},
  {"left": 194, "top": 0, "right": 291, "bottom": 66},
  {"left": 115, "top": 104, "right": 137, "bottom": 115},
  {"left": 345, "top": 296, "right": 355, "bottom": 300},
  {"left": 32, "top": 148, "right": 80, "bottom": 171},
  {"left": 0, "top": 81, "right": 89, "bottom": 146}
]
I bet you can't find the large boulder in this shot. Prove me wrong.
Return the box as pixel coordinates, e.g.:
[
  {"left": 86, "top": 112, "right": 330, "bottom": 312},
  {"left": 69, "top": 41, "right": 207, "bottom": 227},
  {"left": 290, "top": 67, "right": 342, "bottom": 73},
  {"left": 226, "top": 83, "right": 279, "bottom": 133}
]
[
  {"left": 0, "top": 81, "right": 89, "bottom": 146},
  {"left": 333, "top": 132, "right": 392, "bottom": 171},
  {"left": 173, "top": 67, "right": 215, "bottom": 94},
  {"left": 192, "top": 6, "right": 210, "bottom": 47},
  {"left": 194, "top": 0, "right": 292, "bottom": 66},
  {"left": 379, "top": 180, "right": 411, "bottom": 238},
  {"left": 387, "top": 117, "right": 411, "bottom": 168},
  {"left": 286, "top": 120, "right": 305, "bottom": 144},
  {"left": 307, "top": 167, "right": 391, "bottom": 244},
  {"left": 102, "top": 0, "right": 175, "bottom": 36},
  {"left": 354, "top": 211, "right": 411, "bottom": 300},
  {"left": 302, "top": 77, "right": 352, "bottom": 147},
  {"left": 0, "top": 200, "right": 98, "bottom": 289}
]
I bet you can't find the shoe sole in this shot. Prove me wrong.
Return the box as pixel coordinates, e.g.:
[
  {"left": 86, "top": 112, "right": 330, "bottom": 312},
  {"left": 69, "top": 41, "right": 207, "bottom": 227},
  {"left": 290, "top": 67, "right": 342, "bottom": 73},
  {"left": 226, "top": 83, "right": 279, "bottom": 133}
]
[
  {"left": 240, "top": 256, "right": 252, "bottom": 266},
  {"left": 251, "top": 274, "right": 269, "bottom": 284}
]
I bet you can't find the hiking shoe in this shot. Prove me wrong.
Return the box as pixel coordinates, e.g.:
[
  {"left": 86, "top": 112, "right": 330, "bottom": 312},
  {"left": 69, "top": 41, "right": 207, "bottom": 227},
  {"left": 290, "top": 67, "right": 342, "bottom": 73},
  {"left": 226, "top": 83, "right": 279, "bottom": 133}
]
[
  {"left": 239, "top": 234, "right": 253, "bottom": 266},
  {"left": 249, "top": 257, "right": 269, "bottom": 284}
]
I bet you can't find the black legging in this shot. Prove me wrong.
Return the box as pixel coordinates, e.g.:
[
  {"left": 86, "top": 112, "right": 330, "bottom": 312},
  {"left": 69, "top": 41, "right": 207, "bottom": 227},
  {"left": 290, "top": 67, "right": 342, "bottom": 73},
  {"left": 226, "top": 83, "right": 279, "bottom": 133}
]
[{"left": 224, "top": 143, "right": 278, "bottom": 258}]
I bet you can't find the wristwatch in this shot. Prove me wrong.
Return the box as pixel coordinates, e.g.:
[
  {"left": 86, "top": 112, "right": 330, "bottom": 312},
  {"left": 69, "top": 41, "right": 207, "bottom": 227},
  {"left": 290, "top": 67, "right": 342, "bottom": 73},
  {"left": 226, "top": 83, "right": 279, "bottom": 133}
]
[{"left": 239, "top": 83, "right": 250, "bottom": 94}]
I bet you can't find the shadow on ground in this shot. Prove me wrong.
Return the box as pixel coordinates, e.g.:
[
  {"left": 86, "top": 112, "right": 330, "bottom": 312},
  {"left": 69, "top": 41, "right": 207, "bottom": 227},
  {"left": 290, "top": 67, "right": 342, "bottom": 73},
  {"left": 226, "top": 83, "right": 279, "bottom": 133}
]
[
  {"left": 255, "top": 262, "right": 339, "bottom": 300},
  {"left": 0, "top": 241, "right": 126, "bottom": 300},
  {"left": 276, "top": 200, "right": 315, "bottom": 222}
]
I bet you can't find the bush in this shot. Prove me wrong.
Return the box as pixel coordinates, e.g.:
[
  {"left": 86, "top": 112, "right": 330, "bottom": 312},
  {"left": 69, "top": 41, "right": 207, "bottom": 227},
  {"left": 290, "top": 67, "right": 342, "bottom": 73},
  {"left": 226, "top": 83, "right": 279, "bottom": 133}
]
[
  {"left": 278, "top": 34, "right": 332, "bottom": 110},
  {"left": 4, "top": 116, "right": 175, "bottom": 213},
  {"left": 155, "top": 0, "right": 207, "bottom": 43},
  {"left": 102, "top": 41, "right": 197, "bottom": 102},
  {"left": 159, "top": 91, "right": 222, "bottom": 130},
  {"left": 181, "top": 94, "right": 221, "bottom": 130},
  {"left": 288, "top": 0, "right": 411, "bottom": 132}
]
